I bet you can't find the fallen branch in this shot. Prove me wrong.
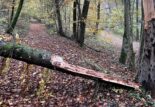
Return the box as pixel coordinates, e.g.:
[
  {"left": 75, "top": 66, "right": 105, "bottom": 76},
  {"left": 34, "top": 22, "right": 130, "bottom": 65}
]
[{"left": 0, "top": 42, "right": 141, "bottom": 90}]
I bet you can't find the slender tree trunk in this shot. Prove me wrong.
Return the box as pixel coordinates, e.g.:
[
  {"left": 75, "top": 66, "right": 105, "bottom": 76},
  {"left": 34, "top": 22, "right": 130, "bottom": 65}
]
[
  {"left": 138, "top": 0, "right": 155, "bottom": 99},
  {"left": 77, "top": 0, "right": 82, "bottom": 42},
  {"left": 6, "top": 0, "right": 24, "bottom": 34},
  {"left": 107, "top": 1, "right": 111, "bottom": 14},
  {"left": 119, "top": 0, "right": 135, "bottom": 68},
  {"left": 54, "top": 0, "right": 64, "bottom": 36},
  {"left": 138, "top": 0, "right": 144, "bottom": 66},
  {"left": 68, "top": 7, "right": 71, "bottom": 36},
  {"left": 64, "top": 6, "right": 67, "bottom": 33},
  {"left": 135, "top": 0, "right": 144, "bottom": 82},
  {"left": 95, "top": 0, "right": 101, "bottom": 34},
  {"left": 10, "top": 0, "right": 15, "bottom": 24},
  {"left": 78, "top": 0, "right": 90, "bottom": 47},
  {"left": 136, "top": 0, "right": 139, "bottom": 41},
  {"left": 72, "top": 0, "right": 77, "bottom": 40}
]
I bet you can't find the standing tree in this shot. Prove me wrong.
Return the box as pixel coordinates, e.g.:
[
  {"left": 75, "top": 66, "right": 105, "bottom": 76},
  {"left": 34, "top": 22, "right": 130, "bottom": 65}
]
[
  {"left": 135, "top": 0, "right": 139, "bottom": 41},
  {"left": 138, "top": 0, "right": 155, "bottom": 99},
  {"left": 77, "top": 0, "right": 90, "bottom": 47},
  {"left": 54, "top": 0, "right": 65, "bottom": 36},
  {"left": 10, "top": 0, "right": 16, "bottom": 24},
  {"left": 6, "top": 0, "right": 24, "bottom": 34},
  {"left": 75, "top": 0, "right": 81, "bottom": 43},
  {"left": 139, "top": 0, "right": 144, "bottom": 60},
  {"left": 119, "top": 0, "right": 135, "bottom": 68},
  {"left": 71, "top": 0, "right": 90, "bottom": 46},
  {"left": 95, "top": 0, "right": 101, "bottom": 34},
  {"left": 72, "top": 0, "right": 77, "bottom": 40}
]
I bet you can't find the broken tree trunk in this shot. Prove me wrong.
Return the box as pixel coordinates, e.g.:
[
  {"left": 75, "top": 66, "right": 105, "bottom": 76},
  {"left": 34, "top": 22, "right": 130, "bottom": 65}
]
[
  {"left": 0, "top": 42, "right": 140, "bottom": 90},
  {"left": 138, "top": 0, "right": 155, "bottom": 99}
]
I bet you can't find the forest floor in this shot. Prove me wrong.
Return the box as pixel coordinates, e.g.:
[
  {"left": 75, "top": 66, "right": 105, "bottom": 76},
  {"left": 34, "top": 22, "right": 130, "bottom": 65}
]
[
  {"left": 0, "top": 23, "right": 154, "bottom": 106},
  {"left": 98, "top": 31, "right": 140, "bottom": 55}
]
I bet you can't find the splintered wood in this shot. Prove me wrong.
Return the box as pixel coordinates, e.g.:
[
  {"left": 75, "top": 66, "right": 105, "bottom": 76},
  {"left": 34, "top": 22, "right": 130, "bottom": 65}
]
[
  {"left": 143, "top": 0, "right": 155, "bottom": 29},
  {"left": 51, "top": 55, "right": 141, "bottom": 90}
]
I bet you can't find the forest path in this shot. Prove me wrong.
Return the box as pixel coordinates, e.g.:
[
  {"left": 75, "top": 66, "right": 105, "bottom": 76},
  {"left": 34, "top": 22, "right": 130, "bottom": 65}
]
[
  {"left": 0, "top": 23, "right": 149, "bottom": 106},
  {"left": 98, "top": 31, "right": 140, "bottom": 55},
  {"left": 23, "top": 23, "right": 135, "bottom": 79}
]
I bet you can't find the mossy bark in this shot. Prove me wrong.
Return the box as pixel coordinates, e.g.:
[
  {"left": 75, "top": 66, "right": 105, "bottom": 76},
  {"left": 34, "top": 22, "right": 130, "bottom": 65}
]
[
  {"left": 138, "top": 20, "right": 155, "bottom": 98},
  {"left": 0, "top": 43, "right": 52, "bottom": 68},
  {"left": 6, "top": 0, "right": 24, "bottom": 34},
  {"left": 137, "top": 0, "right": 155, "bottom": 99},
  {"left": 9, "top": 0, "right": 16, "bottom": 24},
  {"left": 119, "top": 0, "right": 135, "bottom": 68}
]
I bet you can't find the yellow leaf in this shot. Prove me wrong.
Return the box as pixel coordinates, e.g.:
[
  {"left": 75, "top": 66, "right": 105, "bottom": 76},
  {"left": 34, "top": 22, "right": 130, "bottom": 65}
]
[{"left": 112, "top": 88, "right": 124, "bottom": 94}]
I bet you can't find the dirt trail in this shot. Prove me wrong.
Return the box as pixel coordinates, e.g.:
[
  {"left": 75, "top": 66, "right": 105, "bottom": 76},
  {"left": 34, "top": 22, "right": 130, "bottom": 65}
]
[
  {"left": 98, "top": 31, "right": 140, "bottom": 55},
  {"left": 0, "top": 23, "right": 145, "bottom": 106},
  {"left": 23, "top": 23, "right": 136, "bottom": 79}
]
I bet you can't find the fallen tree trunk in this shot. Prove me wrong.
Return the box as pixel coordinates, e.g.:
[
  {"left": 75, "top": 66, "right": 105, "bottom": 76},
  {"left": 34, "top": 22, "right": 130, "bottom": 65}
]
[
  {"left": 0, "top": 42, "right": 140, "bottom": 89},
  {"left": 0, "top": 42, "right": 53, "bottom": 68}
]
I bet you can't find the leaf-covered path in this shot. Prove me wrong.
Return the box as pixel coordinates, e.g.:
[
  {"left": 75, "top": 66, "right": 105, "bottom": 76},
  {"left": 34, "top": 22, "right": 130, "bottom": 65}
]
[
  {"left": 0, "top": 23, "right": 153, "bottom": 106},
  {"left": 23, "top": 23, "right": 136, "bottom": 80}
]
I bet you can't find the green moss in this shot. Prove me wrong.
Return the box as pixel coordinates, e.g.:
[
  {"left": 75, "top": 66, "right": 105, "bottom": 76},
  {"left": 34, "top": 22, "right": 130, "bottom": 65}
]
[{"left": 0, "top": 43, "right": 12, "bottom": 49}]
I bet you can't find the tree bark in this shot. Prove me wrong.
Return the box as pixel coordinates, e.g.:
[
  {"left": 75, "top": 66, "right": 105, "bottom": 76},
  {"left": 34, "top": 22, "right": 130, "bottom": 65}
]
[
  {"left": 0, "top": 43, "right": 52, "bottom": 68},
  {"left": 135, "top": 0, "right": 144, "bottom": 82},
  {"left": 136, "top": 0, "right": 139, "bottom": 41},
  {"left": 78, "top": 0, "right": 90, "bottom": 47},
  {"left": 6, "top": 0, "right": 24, "bottom": 34},
  {"left": 72, "top": 0, "right": 77, "bottom": 40},
  {"left": 95, "top": 0, "right": 101, "bottom": 34},
  {"left": 10, "top": 0, "right": 15, "bottom": 24},
  {"left": 138, "top": 0, "right": 155, "bottom": 99},
  {"left": 76, "top": 0, "right": 82, "bottom": 42},
  {"left": 119, "top": 0, "right": 135, "bottom": 69},
  {"left": 139, "top": 0, "right": 144, "bottom": 61},
  {"left": 54, "top": 0, "right": 65, "bottom": 36}
]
